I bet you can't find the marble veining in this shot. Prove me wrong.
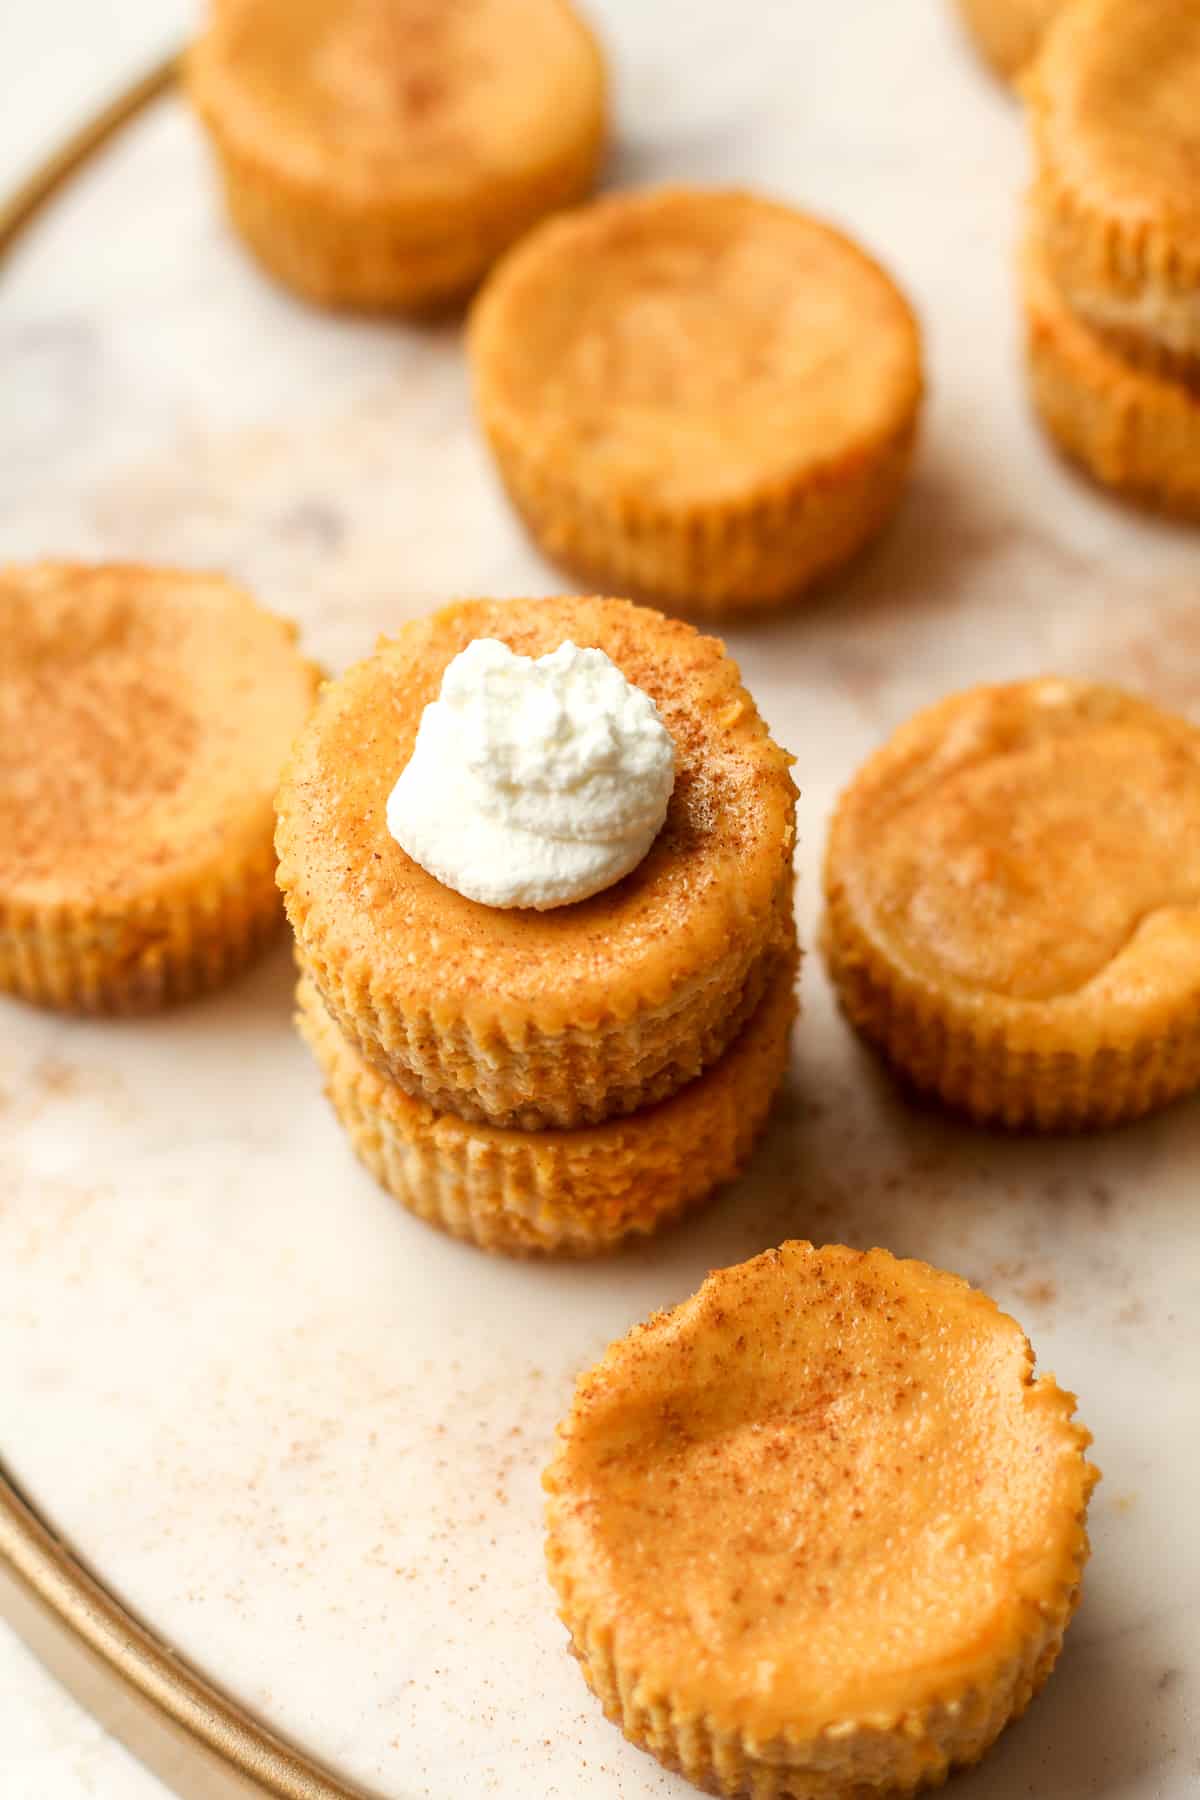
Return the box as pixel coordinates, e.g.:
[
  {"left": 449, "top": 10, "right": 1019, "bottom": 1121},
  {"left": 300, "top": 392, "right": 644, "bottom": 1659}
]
[{"left": 1, "top": 2, "right": 1198, "bottom": 1796}]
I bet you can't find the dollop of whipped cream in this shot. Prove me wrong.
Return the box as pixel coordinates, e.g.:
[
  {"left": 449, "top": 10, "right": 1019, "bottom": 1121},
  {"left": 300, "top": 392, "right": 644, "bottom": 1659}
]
[{"left": 386, "top": 637, "right": 676, "bottom": 910}]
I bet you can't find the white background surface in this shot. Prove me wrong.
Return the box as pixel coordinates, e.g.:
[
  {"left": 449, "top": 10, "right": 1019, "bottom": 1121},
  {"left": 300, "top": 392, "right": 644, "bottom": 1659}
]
[
  {"left": 3, "top": 14, "right": 192, "bottom": 1799},
  {"left": 2, "top": 4, "right": 1199, "bottom": 1800}
]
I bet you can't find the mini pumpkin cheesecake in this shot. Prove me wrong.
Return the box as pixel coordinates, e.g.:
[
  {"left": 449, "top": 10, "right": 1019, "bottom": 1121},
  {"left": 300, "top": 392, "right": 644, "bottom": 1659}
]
[
  {"left": 276, "top": 595, "right": 798, "bottom": 1129},
  {"left": 1026, "top": 0, "right": 1200, "bottom": 379},
  {"left": 953, "top": 0, "right": 1067, "bottom": 81},
  {"left": 297, "top": 952, "right": 795, "bottom": 1255},
  {"left": 545, "top": 1241, "right": 1096, "bottom": 1799},
  {"left": 0, "top": 562, "right": 320, "bottom": 1013},
  {"left": 187, "top": 0, "right": 608, "bottom": 311},
  {"left": 1022, "top": 232, "right": 1200, "bottom": 518},
  {"left": 824, "top": 678, "right": 1200, "bottom": 1128},
  {"left": 468, "top": 188, "right": 922, "bottom": 615}
]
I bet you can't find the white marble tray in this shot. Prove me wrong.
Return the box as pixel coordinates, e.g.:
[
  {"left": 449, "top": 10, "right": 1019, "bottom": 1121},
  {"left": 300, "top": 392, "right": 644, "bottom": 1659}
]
[{"left": 1, "top": 4, "right": 1198, "bottom": 1795}]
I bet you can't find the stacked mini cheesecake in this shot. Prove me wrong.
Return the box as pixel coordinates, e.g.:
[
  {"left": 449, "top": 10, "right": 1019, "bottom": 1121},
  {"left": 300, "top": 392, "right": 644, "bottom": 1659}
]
[
  {"left": 275, "top": 595, "right": 799, "bottom": 1257},
  {"left": 1020, "top": 0, "right": 1200, "bottom": 519}
]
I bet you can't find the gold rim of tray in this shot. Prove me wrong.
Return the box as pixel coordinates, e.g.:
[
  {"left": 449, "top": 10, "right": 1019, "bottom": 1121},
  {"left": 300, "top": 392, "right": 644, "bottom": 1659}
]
[{"left": 0, "top": 52, "right": 376, "bottom": 1800}]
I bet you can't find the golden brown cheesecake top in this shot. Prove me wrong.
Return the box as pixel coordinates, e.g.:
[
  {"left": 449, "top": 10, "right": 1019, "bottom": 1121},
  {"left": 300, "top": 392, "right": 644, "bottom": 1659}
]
[
  {"left": 827, "top": 679, "right": 1200, "bottom": 1009},
  {"left": 1027, "top": 0, "right": 1200, "bottom": 241},
  {"left": 275, "top": 596, "right": 797, "bottom": 1034},
  {"left": 188, "top": 0, "right": 606, "bottom": 206},
  {"left": 0, "top": 562, "right": 319, "bottom": 912},
  {"left": 469, "top": 188, "right": 922, "bottom": 509},
  {"left": 546, "top": 1241, "right": 1095, "bottom": 1738},
  {"left": 954, "top": 0, "right": 1069, "bottom": 81}
]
